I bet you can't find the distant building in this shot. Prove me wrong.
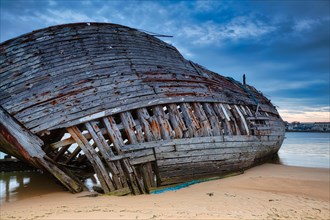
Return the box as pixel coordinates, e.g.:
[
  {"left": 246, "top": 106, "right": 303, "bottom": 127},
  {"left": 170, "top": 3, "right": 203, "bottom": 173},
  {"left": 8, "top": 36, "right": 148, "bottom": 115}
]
[
  {"left": 312, "top": 122, "right": 330, "bottom": 132},
  {"left": 286, "top": 122, "right": 330, "bottom": 132}
]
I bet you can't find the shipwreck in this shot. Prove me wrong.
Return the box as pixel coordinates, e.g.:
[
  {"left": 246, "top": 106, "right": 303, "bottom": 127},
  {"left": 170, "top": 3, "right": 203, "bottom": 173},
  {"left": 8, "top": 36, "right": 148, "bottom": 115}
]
[{"left": 0, "top": 23, "right": 285, "bottom": 195}]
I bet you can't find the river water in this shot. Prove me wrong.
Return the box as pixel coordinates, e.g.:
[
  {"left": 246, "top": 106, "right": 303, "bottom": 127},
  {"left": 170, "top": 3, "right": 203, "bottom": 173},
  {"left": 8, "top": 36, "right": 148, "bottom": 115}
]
[{"left": 0, "top": 132, "right": 329, "bottom": 203}]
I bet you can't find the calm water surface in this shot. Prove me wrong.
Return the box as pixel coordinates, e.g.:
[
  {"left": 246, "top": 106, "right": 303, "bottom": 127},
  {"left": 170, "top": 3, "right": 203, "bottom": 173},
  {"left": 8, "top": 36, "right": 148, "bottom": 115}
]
[
  {"left": 277, "top": 132, "right": 330, "bottom": 169},
  {"left": 0, "top": 171, "right": 62, "bottom": 204},
  {"left": 0, "top": 132, "right": 329, "bottom": 203}
]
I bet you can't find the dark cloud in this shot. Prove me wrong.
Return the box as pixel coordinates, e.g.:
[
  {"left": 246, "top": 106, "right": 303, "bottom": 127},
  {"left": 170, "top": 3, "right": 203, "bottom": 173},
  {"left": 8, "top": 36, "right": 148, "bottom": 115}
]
[{"left": 0, "top": 0, "right": 329, "bottom": 121}]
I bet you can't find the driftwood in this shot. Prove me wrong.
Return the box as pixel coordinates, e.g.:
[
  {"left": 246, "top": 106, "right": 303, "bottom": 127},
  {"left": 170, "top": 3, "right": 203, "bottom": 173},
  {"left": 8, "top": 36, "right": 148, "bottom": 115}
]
[{"left": 0, "top": 23, "right": 285, "bottom": 195}]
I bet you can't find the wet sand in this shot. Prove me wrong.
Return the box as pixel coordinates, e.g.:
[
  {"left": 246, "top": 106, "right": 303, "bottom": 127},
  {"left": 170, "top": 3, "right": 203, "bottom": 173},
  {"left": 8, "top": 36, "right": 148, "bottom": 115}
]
[{"left": 0, "top": 163, "right": 329, "bottom": 219}]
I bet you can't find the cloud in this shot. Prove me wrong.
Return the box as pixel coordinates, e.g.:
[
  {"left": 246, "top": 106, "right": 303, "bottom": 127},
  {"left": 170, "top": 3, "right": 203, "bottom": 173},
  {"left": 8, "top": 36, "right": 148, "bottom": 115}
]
[
  {"left": 262, "top": 79, "right": 326, "bottom": 93},
  {"left": 81, "top": 0, "right": 92, "bottom": 6},
  {"left": 181, "top": 16, "right": 276, "bottom": 45},
  {"left": 225, "top": 16, "right": 276, "bottom": 39},
  {"left": 293, "top": 19, "right": 318, "bottom": 32},
  {"left": 194, "top": 0, "right": 222, "bottom": 12},
  {"left": 276, "top": 97, "right": 329, "bottom": 123},
  {"left": 293, "top": 16, "right": 329, "bottom": 33},
  {"left": 48, "top": 0, "right": 57, "bottom": 7},
  {"left": 278, "top": 107, "right": 330, "bottom": 123},
  {"left": 36, "top": 9, "right": 92, "bottom": 24},
  {"left": 0, "top": 0, "right": 328, "bottom": 123}
]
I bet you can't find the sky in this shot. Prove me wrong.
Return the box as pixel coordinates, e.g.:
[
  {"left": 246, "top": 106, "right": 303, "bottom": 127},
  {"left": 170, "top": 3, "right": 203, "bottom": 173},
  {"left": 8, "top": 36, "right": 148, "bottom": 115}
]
[{"left": 0, "top": 0, "right": 329, "bottom": 123}]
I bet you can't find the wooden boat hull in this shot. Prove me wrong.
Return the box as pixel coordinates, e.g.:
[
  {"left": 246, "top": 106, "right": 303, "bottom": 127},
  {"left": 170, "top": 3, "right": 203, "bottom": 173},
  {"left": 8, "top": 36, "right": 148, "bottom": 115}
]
[{"left": 0, "top": 23, "right": 285, "bottom": 194}]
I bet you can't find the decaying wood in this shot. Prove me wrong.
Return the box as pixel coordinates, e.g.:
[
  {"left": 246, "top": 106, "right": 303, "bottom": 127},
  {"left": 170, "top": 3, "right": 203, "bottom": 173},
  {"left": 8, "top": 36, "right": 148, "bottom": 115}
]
[
  {"left": 153, "top": 106, "right": 173, "bottom": 140},
  {"left": 0, "top": 23, "right": 285, "bottom": 195},
  {"left": 0, "top": 107, "right": 83, "bottom": 193},
  {"left": 67, "top": 126, "right": 115, "bottom": 193},
  {"left": 180, "top": 103, "right": 200, "bottom": 137}
]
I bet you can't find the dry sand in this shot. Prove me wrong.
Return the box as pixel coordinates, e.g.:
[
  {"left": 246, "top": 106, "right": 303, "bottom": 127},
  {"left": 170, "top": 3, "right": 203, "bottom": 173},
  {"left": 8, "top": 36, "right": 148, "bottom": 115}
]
[{"left": 0, "top": 163, "right": 329, "bottom": 219}]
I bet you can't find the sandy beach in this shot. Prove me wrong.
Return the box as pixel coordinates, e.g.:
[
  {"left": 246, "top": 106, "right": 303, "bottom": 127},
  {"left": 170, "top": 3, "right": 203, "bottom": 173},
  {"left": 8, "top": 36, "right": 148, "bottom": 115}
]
[{"left": 0, "top": 163, "right": 329, "bottom": 219}]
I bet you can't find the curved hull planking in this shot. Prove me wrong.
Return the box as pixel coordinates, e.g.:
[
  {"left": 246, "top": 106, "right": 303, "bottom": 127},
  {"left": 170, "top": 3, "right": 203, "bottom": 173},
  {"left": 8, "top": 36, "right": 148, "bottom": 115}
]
[{"left": 0, "top": 23, "right": 285, "bottom": 194}]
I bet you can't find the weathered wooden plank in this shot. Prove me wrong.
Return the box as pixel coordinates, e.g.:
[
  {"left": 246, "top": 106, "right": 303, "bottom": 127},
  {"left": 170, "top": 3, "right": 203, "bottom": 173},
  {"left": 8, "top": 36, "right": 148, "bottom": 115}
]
[
  {"left": 213, "top": 103, "right": 232, "bottom": 135},
  {"left": 131, "top": 112, "right": 155, "bottom": 190},
  {"left": 159, "top": 162, "right": 251, "bottom": 179},
  {"left": 202, "top": 103, "right": 222, "bottom": 136},
  {"left": 67, "top": 126, "right": 114, "bottom": 193},
  {"left": 130, "top": 155, "right": 156, "bottom": 165},
  {"left": 35, "top": 157, "right": 84, "bottom": 193},
  {"left": 219, "top": 104, "right": 230, "bottom": 121},
  {"left": 157, "top": 149, "right": 249, "bottom": 160},
  {"left": 244, "top": 106, "right": 254, "bottom": 116},
  {"left": 174, "top": 140, "right": 278, "bottom": 152},
  {"left": 226, "top": 104, "right": 242, "bottom": 135},
  {"left": 26, "top": 87, "right": 156, "bottom": 130},
  {"left": 1, "top": 28, "right": 177, "bottom": 59},
  {"left": 0, "top": 106, "right": 44, "bottom": 159},
  {"left": 158, "top": 164, "right": 250, "bottom": 184},
  {"left": 31, "top": 95, "right": 232, "bottom": 133},
  {"left": 158, "top": 160, "right": 249, "bottom": 173},
  {"left": 109, "top": 148, "right": 155, "bottom": 161},
  {"left": 12, "top": 78, "right": 144, "bottom": 119},
  {"left": 1, "top": 31, "right": 187, "bottom": 86},
  {"left": 179, "top": 103, "right": 200, "bottom": 137},
  {"left": 246, "top": 116, "right": 270, "bottom": 120},
  {"left": 119, "top": 134, "right": 277, "bottom": 153},
  {"left": 153, "top": 145, "right": 176, "bottom": 154},
  {"left": 136, "top": 108, "right": 156, "bottom": 141},
  {"left": 146, "top": 162, "right": 156, "bottom": 188},
  {"left": 167, "top": 104, "right": 185, "bottom": 138},
  {"left": 139, "top": 164, "right": 151, "bottom": 191},
  {"left": 85, "top": 121, "right": 124, "bottom": 189},
  {"left": 153, "top": 106, "right": 173, "bottom": 140},
  {"left": 120, "top": 112, "right": 138, "bottom": 144},
  {"left": 156, "top": 153, "right": 242, "bottom": 167},
  {"left": 53, "top": 145, "right": 70, "bottom": 162},
  {"left": 65, "top": 145, "right": 82, "bottom": 164},
  {"left": 102, "top": 116, "right": 125, "bottom": 153},
  {"left": 234, "top": 105, "right": 250, "bottom": 135},
  {"left": 148, "top": 113, "right": 162, "bottom": 141},
  {"left": 229, "top": 105, "right": 247, "bottom": 135},
  {"left": 0, "top": 108, "right": 85, "bottom": 193},
  {"left": 192, "top": 103, "right": 213, "bottom": 137},
  {"left": 102, "top": 116, "right": 142, "bottom": 194}
]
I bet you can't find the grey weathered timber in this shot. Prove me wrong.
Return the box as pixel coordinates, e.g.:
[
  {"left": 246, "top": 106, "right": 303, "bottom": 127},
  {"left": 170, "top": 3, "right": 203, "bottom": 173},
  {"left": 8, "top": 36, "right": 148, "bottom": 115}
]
[
  {"left": 153, "top": 106, "right": 173, "bottom": 140},
  {"left": 167, "top": 104, "right": 187, "bottom": 138},
  {"left": 0, "top": 22, "right": 285, "bottom": 195},
  {"left": 202, "top": 103, "right": 222, "bottom": 136},
  {"left": 192, "top": 103, "right": 213, "bottom": 137},
  {"left": 67, "top": 126, "right": 115, "bottom": 193},
  {"left": 0, "top": 107, "right": 83, "bottom": 193},
  {"left": 85, "top": 122, "right": 123, "bottom": 189},
  {"left": 136, "top": 108, "right": 157, "bottom": 141},
  {"left": 0, "top": 107, "right": 44, "bottom": 161},
  {"left": 102, "top": 116, "right": 143, "bottom": 194},
  {"left": 180, "top": 103, "right": 200, "bottom": 137}
]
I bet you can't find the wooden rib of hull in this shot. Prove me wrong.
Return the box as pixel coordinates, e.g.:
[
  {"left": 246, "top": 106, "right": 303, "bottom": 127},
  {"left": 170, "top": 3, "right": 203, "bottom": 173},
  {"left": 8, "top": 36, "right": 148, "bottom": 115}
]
[{"left": 0, "top": 23, "right": 285, "bottom": 195}]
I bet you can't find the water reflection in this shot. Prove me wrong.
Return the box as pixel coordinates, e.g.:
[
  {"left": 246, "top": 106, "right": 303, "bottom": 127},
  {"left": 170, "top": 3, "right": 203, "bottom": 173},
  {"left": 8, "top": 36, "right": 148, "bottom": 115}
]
[{"left": 0, "top": 171, "right": 62, "bottom": 204}]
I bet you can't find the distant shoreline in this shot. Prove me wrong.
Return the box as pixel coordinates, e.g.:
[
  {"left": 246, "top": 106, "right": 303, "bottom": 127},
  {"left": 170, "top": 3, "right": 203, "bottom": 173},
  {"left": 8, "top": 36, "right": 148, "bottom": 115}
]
[{"left": 285, "top": 130, "right": 330, "bottom": 133}]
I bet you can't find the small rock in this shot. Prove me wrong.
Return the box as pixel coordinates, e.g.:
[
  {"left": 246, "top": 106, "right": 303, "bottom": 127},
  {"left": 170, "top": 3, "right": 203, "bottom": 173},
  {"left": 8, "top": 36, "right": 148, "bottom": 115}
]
[
  {"left": 206, "top": 192, "right": 214, "bottom": 197},
  {"left": 93, "top": 185, "right": 104, "bottom": 194}
]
